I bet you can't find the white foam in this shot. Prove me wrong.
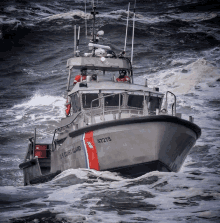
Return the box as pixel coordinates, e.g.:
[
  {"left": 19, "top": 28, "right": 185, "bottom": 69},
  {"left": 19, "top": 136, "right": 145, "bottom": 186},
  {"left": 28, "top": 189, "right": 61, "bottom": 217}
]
[
  {"left": 0, "top": 93, "right": 66, "bottom": 138},
  {"left": 142, "top": 58, "right": 220, "bottom": 95},
  {"left": 13, "top": 93, "right": 65, "bottom": 109},
  {"left": 50, "top": 168, "right": 123, "bottom": 184},
  {"left": 42, "top": 10, "right": 92, "bottom": 22},
  {"left": 170, "top": 58, "right": 191, "bottom": 66}
]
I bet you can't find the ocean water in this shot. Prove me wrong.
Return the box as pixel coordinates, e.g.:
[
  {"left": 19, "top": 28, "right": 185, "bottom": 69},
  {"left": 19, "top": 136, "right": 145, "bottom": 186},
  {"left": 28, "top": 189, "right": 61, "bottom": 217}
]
[{"left": 0, "top": 0, "right": 220, "bottom": 222}]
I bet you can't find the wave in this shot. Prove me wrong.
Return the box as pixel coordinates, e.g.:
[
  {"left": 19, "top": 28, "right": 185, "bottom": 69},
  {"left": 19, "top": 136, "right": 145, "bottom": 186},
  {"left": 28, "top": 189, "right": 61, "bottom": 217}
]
[
  {"left": 41, "top": 10, "right": 92, "bottom": 22},
  {"left": 13, "top": 93, "right": 65, "bottom": 109},
  {"left": 167, "top": 12, "right": 218, "bottom": 23},
  {"left": 141, "top": 58, "right": 220, "bottom": 94},
  {"left": 0, "top": 93, "right": 66, "bottom": 140},
  {"left": 11, "top": 93, "right": 66, "bottom": 125},
  {"left": 1, "top": 168, "right": 220, "bottom": 222}
]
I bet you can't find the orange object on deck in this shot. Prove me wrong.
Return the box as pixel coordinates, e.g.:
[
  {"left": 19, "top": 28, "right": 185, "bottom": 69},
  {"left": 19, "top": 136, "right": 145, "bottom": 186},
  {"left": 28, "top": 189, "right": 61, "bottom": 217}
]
[
  {"left": 73, "top": 75, "right": 87, "bottom": 85},
  {"left": 116, "top": 76, "right": 130, "bottom": 82},
  {"left": 65, "top": 100, "right": 71, "bottom": 116},
  {"left": 34, "top": 145, "right": 47, "bottom": 158}
]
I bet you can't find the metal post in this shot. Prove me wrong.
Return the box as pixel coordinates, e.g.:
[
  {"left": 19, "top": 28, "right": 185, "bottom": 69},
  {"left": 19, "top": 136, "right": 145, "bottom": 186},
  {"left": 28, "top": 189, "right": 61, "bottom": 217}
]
[
  {"left": 74, "top": 25, "right": 76, "bottom": 56},
  {"left": 189, "top": 116, "right": 194, "bottom": 122},
  {"left": 143, "top": 91, "right": 148, "bottom": 116},
  {"left": 131, "top": 0, "right": 136, "bottom": 64},
  {"left": 103, "top": 97, "right": 105, "bottom": 121},
  {"left": 33, "top": 128, "right": 36, "bottom": 158},
  {"left": 119, "top": 93, "right": 121, "bottom": 119},
  {"left": 166, "top": 91, "right": 176, "bottom": 116},
  {"left": 145, "top": 79, "right": 148, "bottom": 87},
  {"left": 124, "top": 2, "right": 130, "bottom": 52},
  {"left": 76, "top": 26, "right": 80, "bottom": 56},
  {"left": 67, "top": 69, "right": 71, "bottom": 91},
  {"left": 92, "top": 4, "right": 96, "bottom": 42},
  {"left": 85, "top": 0, "right": 87, "bottom": 37},
  {"left": 91, "top": 101, "right": 93, "bottom": 124}
]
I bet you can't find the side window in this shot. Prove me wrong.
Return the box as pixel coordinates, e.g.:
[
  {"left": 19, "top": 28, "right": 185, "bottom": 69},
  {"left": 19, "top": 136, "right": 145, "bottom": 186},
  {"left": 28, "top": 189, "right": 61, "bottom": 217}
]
[
  {"left": 128, "top": 95, "right": 144, "bottom": 108},
  {"left": 71, "top": 93, "right": 81, "bottom": 113},
  {"left": 82, "top": 94, "right": 99, "bottom": 108},
  {"left": 148, "top": 96, "right": 161, "bottom": 112},
  {"left": 104, "top": 94, "right": 123, "bottom": 106}
]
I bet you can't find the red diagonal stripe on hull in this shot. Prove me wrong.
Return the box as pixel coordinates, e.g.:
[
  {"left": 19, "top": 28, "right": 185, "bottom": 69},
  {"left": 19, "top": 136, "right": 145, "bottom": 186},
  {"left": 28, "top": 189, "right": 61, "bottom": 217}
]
[{"left": 84, "top": 131, "right": 100, "bottom": 171}]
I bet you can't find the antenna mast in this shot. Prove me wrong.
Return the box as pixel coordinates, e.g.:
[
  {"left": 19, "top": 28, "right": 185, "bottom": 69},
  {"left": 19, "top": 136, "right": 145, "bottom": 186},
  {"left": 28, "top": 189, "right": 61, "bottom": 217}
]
[
  {"left": 74, "top": 25, "right": 76, "bottom": 56},
  {"left": 91, "top": 0, "right": 99, "bottom": 56},
  {"left": 124, "top": 2, "right": 130, "bottom": 53},
  {"left": 76, "top": 26, "right": 80, "bottom": 56},
  {"left": 91, "top": 1, "right": 98, "bottom": 43},
  {"left": 131, "top": 0, "right": 136, "bottom": 64},
  {"left": 85, "top": 0, "right": 87, "bottom": 36}
]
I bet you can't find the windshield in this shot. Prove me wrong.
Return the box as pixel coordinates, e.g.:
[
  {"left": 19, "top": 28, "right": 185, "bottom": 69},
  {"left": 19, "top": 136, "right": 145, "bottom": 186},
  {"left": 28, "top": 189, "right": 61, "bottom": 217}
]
[
  {"left": 71, "top": 93, "right": 81, "bottom": 113},
  {"left": 128, "top": 95, "right": 144, "bottom": 108},
  {"left": 82, "top": 94, "right": 99, "bottom": 108},
  {"left": 148, "top": 96, "right": 161, "bottom": 112},
  {"left": 104, "top": 94, "right": 123, "bottom": 106}
]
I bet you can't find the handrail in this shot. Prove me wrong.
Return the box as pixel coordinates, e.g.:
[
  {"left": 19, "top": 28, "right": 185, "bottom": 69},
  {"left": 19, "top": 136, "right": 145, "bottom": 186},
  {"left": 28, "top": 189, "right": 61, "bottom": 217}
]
[
  {"left": 52, "top": 112, "right": 82, "bottom": 150},
  {"left": 165, "top": 91, "right": 176, "bottom": 116}
]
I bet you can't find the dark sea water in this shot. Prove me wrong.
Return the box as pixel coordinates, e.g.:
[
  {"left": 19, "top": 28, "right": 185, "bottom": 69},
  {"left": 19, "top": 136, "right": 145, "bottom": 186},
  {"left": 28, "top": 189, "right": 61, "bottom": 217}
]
[{"left": 0, "top": 0, "right": 220, "bottom": 222}]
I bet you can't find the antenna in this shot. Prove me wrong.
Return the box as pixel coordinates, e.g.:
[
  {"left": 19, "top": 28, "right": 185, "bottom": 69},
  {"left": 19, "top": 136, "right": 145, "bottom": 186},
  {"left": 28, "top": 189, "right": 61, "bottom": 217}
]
[
  {"left": 76, "top": 26, "right": 80, "bottom": 56},
  {"left": 131, "top": 0, "right": 136, "bottom": 64},
  {"left": 91, "top": 0, "right": 99, "bottom": 42},
  {"left": 92, "top": 3, "right": 96, "bottom": 42},
  {"left": 74, "top": 25, "right": 76, "bottom": 56},
  {"left": 124, "top": 2, "right": 130, "bottom": 53},
  {"left": 85, "top": 0, "right": 87, "bottom": 37}
]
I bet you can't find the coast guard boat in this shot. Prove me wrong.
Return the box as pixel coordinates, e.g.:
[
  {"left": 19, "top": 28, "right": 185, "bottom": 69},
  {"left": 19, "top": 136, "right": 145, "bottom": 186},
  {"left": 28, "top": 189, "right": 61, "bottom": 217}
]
[{"left": 19, "top": 3, "right": 201, "bottom": 185}]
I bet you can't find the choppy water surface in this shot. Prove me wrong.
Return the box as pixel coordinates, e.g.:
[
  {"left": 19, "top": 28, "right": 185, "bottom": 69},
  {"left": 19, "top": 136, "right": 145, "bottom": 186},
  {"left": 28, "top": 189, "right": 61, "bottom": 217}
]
[{"left": 0, "top": 0, "right": 220, "bottom": 222}]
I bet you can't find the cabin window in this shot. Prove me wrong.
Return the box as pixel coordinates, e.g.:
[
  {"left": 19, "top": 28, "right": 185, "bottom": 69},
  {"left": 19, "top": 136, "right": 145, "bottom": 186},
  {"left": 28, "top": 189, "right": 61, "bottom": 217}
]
[
  {"left": 82, "top": 94, "right": 99, "bottom": 108},
  {"left": 71, "top": 93, "right": 81, "bottom": 113},
  {"left": 104, "top": 94, "right": 123, "bottom": 107},
  {"left": 128, "top": 95, "right": 144, "bottom": 108},
  {"left": 148, "top": 96, "right": 161, "bottom": 112}
]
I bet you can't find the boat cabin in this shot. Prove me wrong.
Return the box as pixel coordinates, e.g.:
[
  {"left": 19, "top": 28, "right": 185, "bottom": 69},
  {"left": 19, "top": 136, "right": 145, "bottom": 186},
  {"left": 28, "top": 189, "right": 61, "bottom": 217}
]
[{"left": 58, "top": 56, "right": 164, "bottom": 133}]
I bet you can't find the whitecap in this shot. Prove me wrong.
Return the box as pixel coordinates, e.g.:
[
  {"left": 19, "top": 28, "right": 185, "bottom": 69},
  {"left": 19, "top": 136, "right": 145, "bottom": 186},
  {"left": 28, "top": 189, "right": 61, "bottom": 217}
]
[{"left": 42, "top": 10, "right": 92, "bottom": 22}]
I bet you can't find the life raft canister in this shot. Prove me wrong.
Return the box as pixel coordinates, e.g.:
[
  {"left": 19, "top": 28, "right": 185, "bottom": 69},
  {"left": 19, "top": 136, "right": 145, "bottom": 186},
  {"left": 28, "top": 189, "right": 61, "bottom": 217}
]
[
  {"left": 34, "top": 145, "right": 47, "bottom": 158},
  {"left": 65, "top": 99, "right": 71, "bottom": 116}
]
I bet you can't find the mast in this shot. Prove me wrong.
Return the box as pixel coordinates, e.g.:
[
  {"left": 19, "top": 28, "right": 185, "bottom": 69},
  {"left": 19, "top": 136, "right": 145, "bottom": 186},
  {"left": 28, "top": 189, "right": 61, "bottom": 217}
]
[
  {"left": 85, "top": 0, "right": 87, "bottom": 36},
  {"left": 91, "top": 1, "right": 99, "bottom": 56},
  {"left": 91, "top": 2, "right": 98, "bottom": 43},
  {"left": 74, "top": 25, "right": 76, "bottom": 56},
  {"left": 76, "top": 26, "right": 80, "bottom": 56},
  {"left": 131, "top": 0, "right": 136, "bottom": 64},
  {"left": 124, "top": 2, "right": 130, "bottom": 53}
]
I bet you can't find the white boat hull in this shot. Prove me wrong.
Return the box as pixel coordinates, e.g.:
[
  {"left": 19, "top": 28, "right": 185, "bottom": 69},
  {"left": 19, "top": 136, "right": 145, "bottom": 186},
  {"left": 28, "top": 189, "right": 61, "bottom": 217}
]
[{"left": 51, "top": 115, "right": 200, "bottom": 177}]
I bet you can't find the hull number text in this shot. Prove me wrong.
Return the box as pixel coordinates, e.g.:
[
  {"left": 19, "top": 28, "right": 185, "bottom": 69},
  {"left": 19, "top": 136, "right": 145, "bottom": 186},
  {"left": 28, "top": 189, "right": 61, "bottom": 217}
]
[{"left": 97, "top": 137, "right": 111, "bottom": 143}]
